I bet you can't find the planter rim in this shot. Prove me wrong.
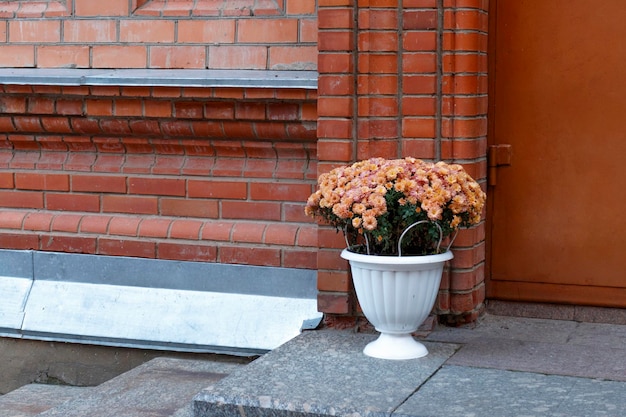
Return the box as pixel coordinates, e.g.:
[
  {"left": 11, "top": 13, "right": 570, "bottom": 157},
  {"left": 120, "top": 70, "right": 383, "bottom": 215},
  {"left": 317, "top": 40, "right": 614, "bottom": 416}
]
[{"left": 340, "top": 248, "right": 453, "bottom": 265}]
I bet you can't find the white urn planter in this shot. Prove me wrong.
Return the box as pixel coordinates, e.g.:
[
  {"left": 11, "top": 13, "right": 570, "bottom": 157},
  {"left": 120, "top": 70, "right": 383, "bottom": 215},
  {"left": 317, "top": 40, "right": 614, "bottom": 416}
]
[{"left": 341, "top": 249, "right": 453, "bottom": 360}]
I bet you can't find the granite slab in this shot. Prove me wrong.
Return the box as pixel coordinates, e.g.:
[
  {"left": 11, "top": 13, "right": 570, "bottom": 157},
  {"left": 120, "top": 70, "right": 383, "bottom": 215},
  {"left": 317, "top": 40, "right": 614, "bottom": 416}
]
[
  {"left": 0, "top": 384, "right": 89, "bottom": 417},
  {"left": 38, "top": 358, "right": 237, "bottom": 417},
  {"left": 194, "top": 329, "right": 459, "bottom": 417},
  {"left": 425, "top": 315, "right": 626, "bottom": 381},
  {"left": 397, "top": 365, "right": 626, "bottom": 417}
]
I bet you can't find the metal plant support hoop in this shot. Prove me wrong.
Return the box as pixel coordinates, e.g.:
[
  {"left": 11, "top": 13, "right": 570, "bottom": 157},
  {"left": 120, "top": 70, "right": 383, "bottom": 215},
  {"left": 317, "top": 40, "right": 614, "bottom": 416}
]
[{"left": 345, "top": 220, "right": 459, "bottom": 256}]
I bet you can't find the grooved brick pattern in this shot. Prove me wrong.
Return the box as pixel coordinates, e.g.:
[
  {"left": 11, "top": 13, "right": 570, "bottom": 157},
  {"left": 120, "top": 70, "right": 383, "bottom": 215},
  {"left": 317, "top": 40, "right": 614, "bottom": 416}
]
[{"left": 0, "top": 85, "right": 318, "bottom": 269}]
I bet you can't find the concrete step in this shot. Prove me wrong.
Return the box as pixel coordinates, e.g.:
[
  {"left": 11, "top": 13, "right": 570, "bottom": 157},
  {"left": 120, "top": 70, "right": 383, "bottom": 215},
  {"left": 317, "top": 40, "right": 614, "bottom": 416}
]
[
  {"left": 0, "top": 384, "right": 90, "bottom": 416},
  {"left": 36, "top": 357, "right": 242, "bottom": 417}
]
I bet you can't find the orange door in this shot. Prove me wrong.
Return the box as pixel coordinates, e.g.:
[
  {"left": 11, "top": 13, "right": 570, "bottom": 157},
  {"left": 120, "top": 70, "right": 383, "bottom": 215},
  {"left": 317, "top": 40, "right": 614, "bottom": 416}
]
[{"left": 488, "top": 0, "right": 626, "bottom": 307}]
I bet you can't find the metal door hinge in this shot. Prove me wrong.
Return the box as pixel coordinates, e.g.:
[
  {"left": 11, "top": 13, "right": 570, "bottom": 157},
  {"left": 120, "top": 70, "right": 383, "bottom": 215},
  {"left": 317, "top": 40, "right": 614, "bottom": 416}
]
[{"left": 488, "top": 144, "right": 512, "bottom": 186}]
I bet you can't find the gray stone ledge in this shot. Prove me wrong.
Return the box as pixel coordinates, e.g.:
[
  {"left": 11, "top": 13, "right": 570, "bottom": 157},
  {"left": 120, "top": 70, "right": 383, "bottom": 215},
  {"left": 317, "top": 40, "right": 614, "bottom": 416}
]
[{"left": 0, "top": 68, "right": 318, "bottom": 89}]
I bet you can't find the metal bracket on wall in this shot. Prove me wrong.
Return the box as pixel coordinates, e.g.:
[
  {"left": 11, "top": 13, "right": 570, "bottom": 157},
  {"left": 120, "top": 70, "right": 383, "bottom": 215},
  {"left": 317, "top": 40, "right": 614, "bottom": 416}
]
[{"left": 488, "top": 144, "right": 512, "bottom": 186}]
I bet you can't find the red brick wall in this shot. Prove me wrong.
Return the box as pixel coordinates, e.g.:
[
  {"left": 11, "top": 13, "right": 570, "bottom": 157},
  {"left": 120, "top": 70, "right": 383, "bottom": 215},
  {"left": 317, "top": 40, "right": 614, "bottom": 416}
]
[
  {"left": 0, "top": 85, "right": 319, "bottom": 267},
  {"left": 317, "top": 0, "right": 488, "bottom": 326},
  {"left": 0, "top": 0, "right": 319, "bottom": 268},
  {"left": 0, "top": 0, "right": 316, "bottom": 70},
  {"left": 0, "top": 0, "right": 489, "bottom": 324}
]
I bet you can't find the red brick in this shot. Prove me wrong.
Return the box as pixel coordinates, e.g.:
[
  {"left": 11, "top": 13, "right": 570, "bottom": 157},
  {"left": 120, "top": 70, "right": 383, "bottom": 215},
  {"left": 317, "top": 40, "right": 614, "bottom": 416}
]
[
  {"left": 318, "top": 52, "right": 353, "bottom": 74},
  {"left": 0, "top": 96, "right": 27, "bottom": 113},
  {"left": 296, "top": 224, "right": 318, "bottom": 247},
  {"left": 0, "top": 210, "right": 26, "bottom": 229},
  {"left": 317, "top": 271, "right": 350, "bottom": 292},
  {"left": 120, "top": 20, "right": 175, "bottom": 43},
  {"left": 56, "top": 99, "right": 84, "bottom": 115},
  {"left": 80, "top": 215, "right": 112, "bottom": 234},
  {"left": 12, "top": 117, "right": 43, "bottom": 133},
  {"left": 250, "top": 182, "right": 312, "bottom": 202},
  {"left": 93, "top": 154, "right": 125, "bottom": 172},
  {"left": 0, "top": 190, "right": 43, "bottom": 209},
  {"left": 41, "top": 117, "right": 72, "bottom": 133},
  {"left": 158, "top": 242, "right": 217, "bottom": 262},
  {"left": 318, "top": 8, "right": 354, "bottom": 29},
  {"left": 9, "top": 152, "right": 40, "bottom": 169},
  {"left": 160, "top": 198, "right": 219, "bottom": 218},
  {"left": 221, "top": 201, "right": 281, "bottom": 221},
  {"left": 149, "top": 46, "right": 206, "bottom": 69},
  {"left": 300, "top": 17, "right": 317, "bottom": 42},
  {"left": 128, "top": 177, "right": 185, "bottom": 196},
  {"left": 0, "top": 116, "right": 15, "bottom": 132},
  {"left": 317, "top": 293, "right": 351, "bottom": 315},
  {"left": 318, "top": 228, "right": 346, "bottom": 249},
  {"left": 41, "top": 235, "right": 97, "bottom": 254},
  {"left": 208, "top": 45, "right": 267, "bottom": 70},
  {"left": 64, "top": 153, "right": 96, "bottom": 171},
  {"left": 152, "top": 155, "right": 184, "bottom": 175},
  {"left": 109, "top": 217, "right": 142, "bottom": 236},
  {"left": 135, "top": 218, "right": 170, "bottom": 239},
  {"left": 92, "top": 46, "right": 147, "bottom": 68},
  {"left": 269, "top": 46, "right": 317, "bottom": 70},
  {"left": 188, "top": 180, "right": 247, "bottom": 199},
  {"left": 98, "top": 238, "right": 156, "bottom": 259},
  {"left": 359, "top": 8, "right": 398, "bottom": 29},
  {"left": 402, "top": 117, "right": 436, "bottom": 138},
  {"left": 231, "top": 222, "right": 266, "bottom": 243},
  {"left": 318, "top": 31, "right": 354, "bottom": 52},
  {"left": 63, "top": 20, "right": 116, "bottom": 43},
  {"left": 102, "top": 195, "right": 158, "bottom": 215},
  {"left": 51, "top": 214, "right": 82, "bottom": 233},
  {"left": 317, "top": 120, "right": 353, "bottom": 140},
  {"left": 0, "top": 231, "right": 38, "bottom": 249},
  {"left": 85, "top": 98, "right": 113, "bottom": 116},
  {"left": 46, "top": 193, "right": 100, "bottom": 212},
  {"left": 178, "top": 20, "right": 235, "bottom": 43},
  {"left": 0, "top": 44, "right": 35, "bottom": 66},
  {"left": 15, "top": 173, "right": 69, "bottom": 191},
  {"left": 283, "top": 249, "right": 317, "bottom": 269},
  {"left": 200, "top": 221, "right": 234, "bottom": 241},
  {"left": 9, "top": 20, "right": 60, "bottom": 42},
  {"left": 219, "top": 246, "right": 280, "bottom": 267},
  {"left": 0, "top": 172, "right": 14, "bottom": 189},
  {"left": 169, "top": 219, "right": 203, "bottom": 239},
  {"left": 264, "top": 223, "right": 298, "bottom": 245},
  {"left": 238, "top": 18, "right": 298, "bottom": 43},
  {"left": 75, "top": 0, "right": 129, "bottom": 16}
]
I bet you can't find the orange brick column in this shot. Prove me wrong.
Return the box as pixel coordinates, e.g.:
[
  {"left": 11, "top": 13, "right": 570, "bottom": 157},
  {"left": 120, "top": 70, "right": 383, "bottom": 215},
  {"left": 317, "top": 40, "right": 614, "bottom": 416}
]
[{"left": 316, "top": 0, "right": 488, "bottom": 326}]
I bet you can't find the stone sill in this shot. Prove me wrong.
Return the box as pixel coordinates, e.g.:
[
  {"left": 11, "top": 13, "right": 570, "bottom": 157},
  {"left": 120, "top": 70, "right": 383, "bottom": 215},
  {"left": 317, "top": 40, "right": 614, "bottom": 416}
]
[{"left": 0, "top": 68, "right": 318, "bottom": 90}]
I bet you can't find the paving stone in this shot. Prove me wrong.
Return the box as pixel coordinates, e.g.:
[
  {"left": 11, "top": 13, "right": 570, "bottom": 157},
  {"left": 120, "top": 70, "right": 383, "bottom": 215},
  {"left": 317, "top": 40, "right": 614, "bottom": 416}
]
[
  {"left": 194, "top": 329, "right": 459, "bottom": 417},
  {"left": 38, "top": 358, "right": 239, "bottom": 417},
  {"left": 396, "top": 365, "right": 626, "bottom": 417},
  {"left": 425, "top": 315, "right": 626, "bottom": 381},
  {"left": 0, "top": 384, "right": 89, "bottom": 417}
]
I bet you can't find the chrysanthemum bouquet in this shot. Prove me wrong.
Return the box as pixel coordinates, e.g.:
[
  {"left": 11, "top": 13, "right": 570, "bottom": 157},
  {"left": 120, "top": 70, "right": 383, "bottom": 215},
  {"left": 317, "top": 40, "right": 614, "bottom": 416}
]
[{"left": 305, "top": 157, "right": 486, "bottom": 256}]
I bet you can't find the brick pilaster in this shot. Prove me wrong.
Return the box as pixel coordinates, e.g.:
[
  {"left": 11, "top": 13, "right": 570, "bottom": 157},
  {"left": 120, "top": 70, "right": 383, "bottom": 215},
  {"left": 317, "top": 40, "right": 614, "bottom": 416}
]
[{"left": 316, "top": 0, "right": 488, "bottom": 325}]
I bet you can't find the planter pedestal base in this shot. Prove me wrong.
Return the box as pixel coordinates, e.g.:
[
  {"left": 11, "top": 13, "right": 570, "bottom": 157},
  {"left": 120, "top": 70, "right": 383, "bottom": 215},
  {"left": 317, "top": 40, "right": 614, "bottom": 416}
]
[
  {"left": 363, "top": 333, "right": 428, "bottom": 360},
  {"left": 341, "top": 248, "right": 454, "bottom": 360}
]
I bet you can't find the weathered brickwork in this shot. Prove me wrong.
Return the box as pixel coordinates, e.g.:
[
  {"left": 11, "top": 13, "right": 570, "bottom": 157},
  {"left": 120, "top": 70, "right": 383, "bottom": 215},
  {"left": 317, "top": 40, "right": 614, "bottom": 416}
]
[
  {"left": 0, "top": 85, "right": 318, "bottom": 267},
  {"left": 0, "top": 0, "right": 488, "bottom": 324}
]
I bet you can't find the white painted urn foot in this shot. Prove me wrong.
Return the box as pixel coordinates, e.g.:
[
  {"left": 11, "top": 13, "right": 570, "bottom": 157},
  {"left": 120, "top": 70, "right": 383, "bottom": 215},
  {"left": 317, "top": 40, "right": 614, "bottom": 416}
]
[{"left": 363, "top": 332, "right": 428, "bottom": 360}]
